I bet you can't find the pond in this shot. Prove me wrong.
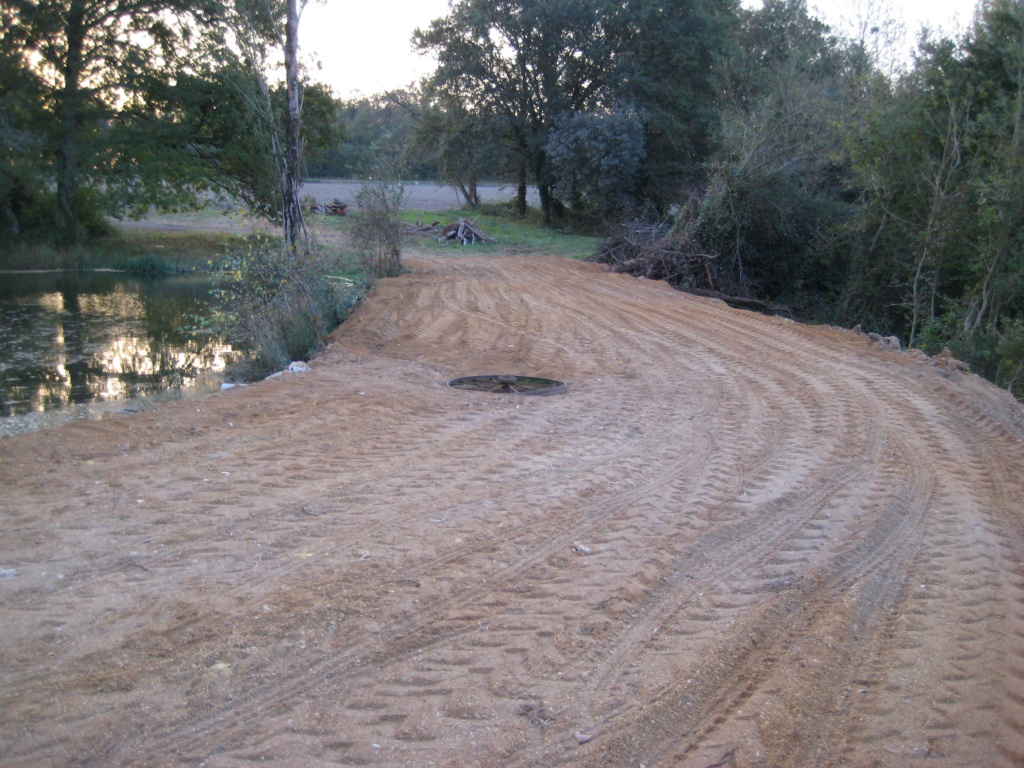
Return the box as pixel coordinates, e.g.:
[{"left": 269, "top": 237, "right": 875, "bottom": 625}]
[{"left": 0, "top": 270, "right": 255, "bottom": 437}]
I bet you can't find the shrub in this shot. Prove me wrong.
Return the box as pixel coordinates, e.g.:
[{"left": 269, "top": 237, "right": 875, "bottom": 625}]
[
  {"left": 349, "top": 141, "right": 406, "bottom": 278},
  {"left": 350, "top": 178, "right": 405, "bottom": 278},
  {"left": 220, "top": 234, "right": 366, "bottom": 369},
  {"left": 547, "top": 106, "right": 647, "bottom": 219}
]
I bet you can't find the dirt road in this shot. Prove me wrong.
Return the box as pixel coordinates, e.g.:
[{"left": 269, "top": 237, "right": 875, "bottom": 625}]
[{"left": 3, "top": 255, "right": 1024, "bottom": 767}]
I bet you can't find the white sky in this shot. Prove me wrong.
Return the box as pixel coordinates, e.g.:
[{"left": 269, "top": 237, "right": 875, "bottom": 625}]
[{"left": 300, "top": 0, "right": 980, "bottom": 99}]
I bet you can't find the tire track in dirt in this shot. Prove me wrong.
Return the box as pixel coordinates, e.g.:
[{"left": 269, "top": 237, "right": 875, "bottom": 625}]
[
  {"left": 2, "top": 255, "right": 1023, "bottom": 767},
  {"left": 292, "top": 264, "right": 909, "bottom": 765},
  {"left": 0, "top": 268, "right": 942, "bottom": 765}
]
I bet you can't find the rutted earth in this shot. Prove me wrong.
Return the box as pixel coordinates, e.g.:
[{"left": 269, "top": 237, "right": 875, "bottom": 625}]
[{"left": 3, "top": 254, "right": 1024, "bottom": 767}]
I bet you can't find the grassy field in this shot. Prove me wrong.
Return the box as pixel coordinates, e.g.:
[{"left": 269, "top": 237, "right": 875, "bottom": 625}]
[
  {"left": 1, "top": 201, "right": 603, "bottom": 273},
  {"left": 313, "top": 204, "right": 602, "bottom": 262}
]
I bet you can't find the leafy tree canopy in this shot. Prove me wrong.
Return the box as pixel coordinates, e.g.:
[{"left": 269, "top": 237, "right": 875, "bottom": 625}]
[
  {"left": 415, "top": 0, "right": 736, "bottom": 222},
  {"left": 0, "top": 0, "right": 342, "bottom": 243},
  {"left": 2, "top": 0, "right": 226, "bottom": 240}
]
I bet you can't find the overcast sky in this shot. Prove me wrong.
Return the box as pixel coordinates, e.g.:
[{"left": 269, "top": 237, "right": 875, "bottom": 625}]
[{"left": 300, "top": 0, "right": 981, "bottom": 99}]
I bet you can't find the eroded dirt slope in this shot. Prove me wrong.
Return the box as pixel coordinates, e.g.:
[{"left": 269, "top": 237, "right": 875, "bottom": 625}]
[{"left": 3, "top": 255, "right": 1024, "bottom": 768}]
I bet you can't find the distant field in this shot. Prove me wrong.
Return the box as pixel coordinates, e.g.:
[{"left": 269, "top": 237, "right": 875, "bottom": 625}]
[
  {"left": 113, "top": 181, "right": 542, "bottom": 234},
  {"left": 303, "top": 179, "right": 540, "bottom": 212}
]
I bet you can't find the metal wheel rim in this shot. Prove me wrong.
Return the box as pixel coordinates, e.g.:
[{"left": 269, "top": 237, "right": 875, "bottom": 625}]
[{"left": 446, "top": 375, "right": 567, "bottom": 396}]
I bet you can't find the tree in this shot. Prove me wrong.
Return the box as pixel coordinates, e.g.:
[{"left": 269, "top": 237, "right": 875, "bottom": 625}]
[
  {"left": 281, "top": 0, "right": 304, "bottom": 249},
  {"left": 683, "top": 0, "right": 860, "bottom": 304},
  {"left": 139, "top": 66, "right": 340, "bottom": 220},
  {"left": 546, "top": 106, "right": 647, "bottom": 218},
  {"left": 415, "top": 0, "right": 611, "bottom": 223},
  {"left": 318, "top": 89, "right": 432, "bottom": 179},
  {"left": 607, "top": 0, "right": 736, "bottom": 204},
  {"left": 960, "top": 0, "right": 1024, "bottom": 342},
  {"left": 225, "top": 0, "right": 309, "bottom": 249},
  {"left": 2, "top": 0, "right": 224, "bottom": 241},
  {"left": 411, "top": 90, "right": 509, "bottom": 207},
  {"left": 415, "top": 0, "right": 735, "bottom": 223},
  {"left": 837, "top": 0, "right": 1024, "bottom": 389},
  {"left": 0, "top": 37, "right": 47, "bottom": 239}
]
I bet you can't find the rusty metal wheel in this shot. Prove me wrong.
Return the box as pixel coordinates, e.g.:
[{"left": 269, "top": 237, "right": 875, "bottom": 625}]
[{"left": 446, "top": 375, "right": 567, "bottom": 396}]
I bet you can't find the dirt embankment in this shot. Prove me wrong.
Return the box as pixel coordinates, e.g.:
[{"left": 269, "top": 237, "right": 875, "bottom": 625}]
[{"left": 2, "top": 255, "right": 1024, "bottom": 768}]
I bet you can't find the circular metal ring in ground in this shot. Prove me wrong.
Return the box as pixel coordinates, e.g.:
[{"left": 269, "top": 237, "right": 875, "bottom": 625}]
[{"left": 447, "top": 375, "right": 567, "bottom": 396}]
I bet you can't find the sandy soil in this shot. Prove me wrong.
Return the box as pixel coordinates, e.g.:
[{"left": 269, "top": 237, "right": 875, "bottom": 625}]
[{"left": 3, "top": 254, "right": 1024, "bottom": 768}]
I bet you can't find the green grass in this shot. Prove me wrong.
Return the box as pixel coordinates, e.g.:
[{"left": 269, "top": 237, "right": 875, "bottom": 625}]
[
  {"left": 1, "top": 206, "right": 268, "bottom": 272},
  {"left": 402, "top": 207, "right": 601, "bottom": 259},
  {"left": 2, "top": 202, "right": 601, "bottom": 273},
  {"left": 102, "top": 231, "right": 244, "bottom": 271},
  {"left": 311, "top": 204, "right": 601, "bottom": 261}
]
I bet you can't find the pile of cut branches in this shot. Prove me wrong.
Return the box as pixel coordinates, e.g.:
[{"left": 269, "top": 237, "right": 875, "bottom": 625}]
[
  {"left": 309, "top": 198, "right": 348, "bottom": 216},
  {"left": 404, "top": 218, "right": 492, "bottom": 245},
  {"left": 589, "top": 215, "right": 786, "bottom": 313},
  {"left": 590, "top": 216, "right": 724, "bottom": 288}
]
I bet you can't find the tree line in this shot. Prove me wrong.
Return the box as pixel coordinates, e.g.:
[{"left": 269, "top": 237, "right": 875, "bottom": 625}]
[{"left": 2, "top": 0, "right": 1022, "bottom": 395}]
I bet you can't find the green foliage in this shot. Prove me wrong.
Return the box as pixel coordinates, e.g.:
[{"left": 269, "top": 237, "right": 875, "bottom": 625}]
[
  {"left": 651, "top": 0, "right": 861, "bottom": 306},
  {"left": 410, "top": 91, "right": 511, "bottom": 207},
  {"left": 547, "top": 106, "right": 647, "bottom": 219},
  {"left": 219, "top": 234, "right": 364, "bottom": 368},
  {"left": 996, "top": 319, "right": 1024, "bottom": 397},
  {"left": 1, "top": 0, "right": 226, "bottom": 241},
  {"left": 145, "top": 67, "right": 343, "bottom": 222},
  {"left": 314, "top": 90, "right": 434, "bottom": 180},
  {"left": 830, "top": 0, "right": 1024, "bottom": 393},
  {"left": 349, "top": 145, "right": 406, "bottom": 278},
  {"left": 0, "top": 0, "right": 342, "bottom": 243},
  {"left": 415, "top": 0, "right": 735, "bottom": 223},
  {"left": 608, "top": 0, "right": 737, "bottom": 204},
  {"left": 0, "top": 185, "right": 114, "bottom": 246},
  {"left": 0, "top": 34, "right": 47, "bottom": 240},
  {"left": 723, "top": 0, "right": 851, "bottom": 99}
]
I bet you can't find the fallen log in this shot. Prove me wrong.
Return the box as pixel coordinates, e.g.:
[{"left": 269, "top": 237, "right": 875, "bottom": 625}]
[{"left": 681, "top": 287, "right": 791, "bottom": 315}]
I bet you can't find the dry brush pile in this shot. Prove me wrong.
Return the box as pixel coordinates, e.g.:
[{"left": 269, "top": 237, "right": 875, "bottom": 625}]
[
  {"left": 589, "top": 216, "right": 727, "bottom": 291},
  {"left": 589, "top": 212, "right": 787, "bottom": 314}
]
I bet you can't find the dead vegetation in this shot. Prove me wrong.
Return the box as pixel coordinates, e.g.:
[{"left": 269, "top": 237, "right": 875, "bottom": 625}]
[
  {"left": 589, "top": 213, "right": 788, "bottom": 314},
  {"left": 404, "top": 217, "right": 492, "bottom": 245},
  {"left": 308, "top": 198, "right": 349, "bottom": 216}
]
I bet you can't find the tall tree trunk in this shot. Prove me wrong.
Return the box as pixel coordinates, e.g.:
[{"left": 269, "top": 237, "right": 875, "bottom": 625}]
[
  {"left": 534, "top": 157, "right": 552, "bottom": 226},
  {"left": 56, "top": 0, "right": 87, "bottom": 243},
  {"left": 282, "top": 0, "right": 306, "bottom": 250},
  {"left": 539, "top": 183, "right": 553, "bottom": 226},
  {"left": 453, "top": 180, "right": 472, "bottom": 207},
  {"left": 516, "top": 161, "right": 527, "bottom": 217}
]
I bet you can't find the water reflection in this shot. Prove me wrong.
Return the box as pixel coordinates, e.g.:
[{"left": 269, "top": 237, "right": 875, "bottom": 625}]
[{"left": 0, "top": 271, "right": 253, "bottom": 436}]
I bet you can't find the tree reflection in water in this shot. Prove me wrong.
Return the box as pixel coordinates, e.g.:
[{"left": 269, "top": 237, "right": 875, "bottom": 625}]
[{"left": 0, "top": 271, "right": 253, "bottom": 434}]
